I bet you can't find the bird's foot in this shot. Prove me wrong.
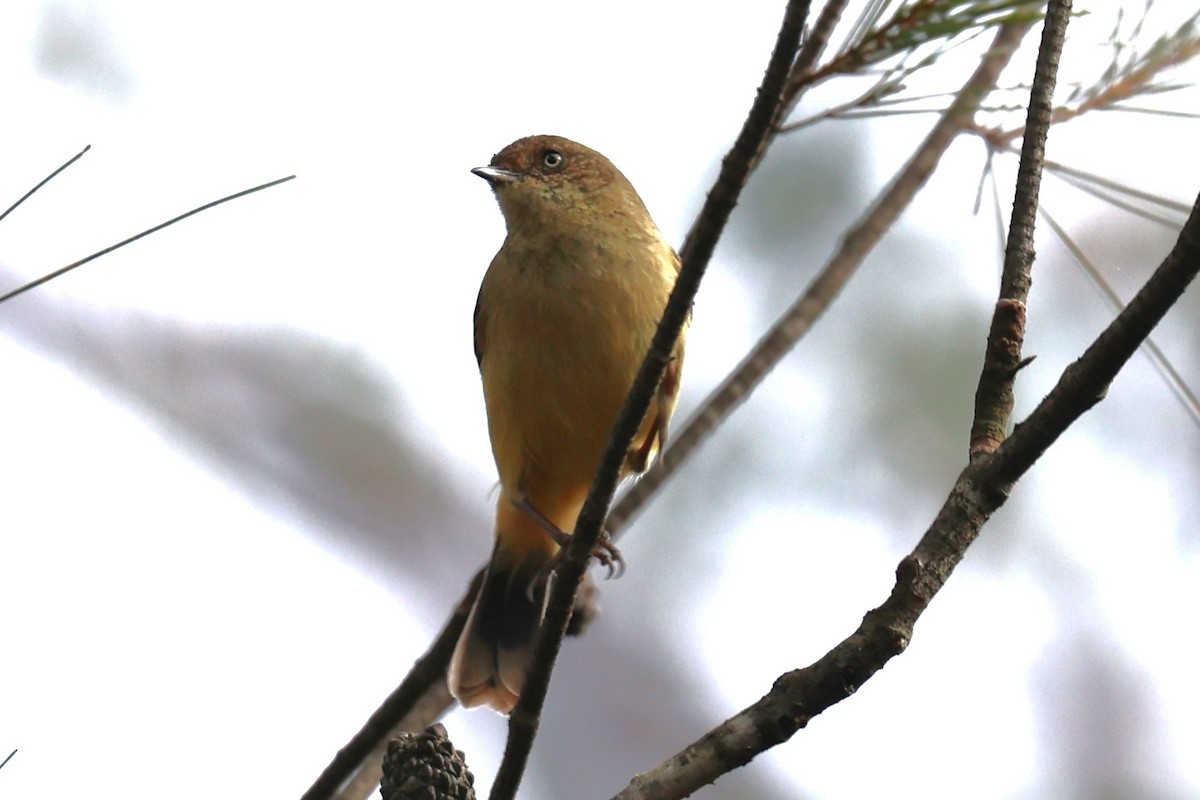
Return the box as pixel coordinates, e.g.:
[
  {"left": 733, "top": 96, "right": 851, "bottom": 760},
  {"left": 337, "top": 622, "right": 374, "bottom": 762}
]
[
  {"left": 514, "top": 497, "right": 625, "bottom": 579},
  {"left": 592, "top": 529, "right": 625, "bottom": 579}
]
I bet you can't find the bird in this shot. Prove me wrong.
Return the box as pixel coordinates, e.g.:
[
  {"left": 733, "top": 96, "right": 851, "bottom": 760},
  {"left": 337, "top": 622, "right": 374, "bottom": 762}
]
[{"left": 448, "top": 135, "right": 687, "bottom": 713}]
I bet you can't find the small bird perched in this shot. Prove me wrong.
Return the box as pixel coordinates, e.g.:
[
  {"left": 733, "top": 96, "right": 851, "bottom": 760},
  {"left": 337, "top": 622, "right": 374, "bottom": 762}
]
[{"left": 449, "top": 135, "right": 686, "bottom": 713}]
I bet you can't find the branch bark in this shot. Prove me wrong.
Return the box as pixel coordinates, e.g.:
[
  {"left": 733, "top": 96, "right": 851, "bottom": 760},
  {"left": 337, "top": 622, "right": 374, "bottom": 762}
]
[
  {"left": 611, "top": 184, "right": 1200, "bottom": 800},
  {"left": 969, "top": 0, "right": 1071, "bottom": 458}
]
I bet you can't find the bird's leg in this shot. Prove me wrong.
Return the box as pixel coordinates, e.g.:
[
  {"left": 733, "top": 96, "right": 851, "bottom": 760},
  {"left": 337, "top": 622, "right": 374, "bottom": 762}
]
[
  {"left": 512, "top": 496, "right": 624, "bottom": 579},
  {"left": 512, "top": 496, "right": 570, "bottom": 547}
]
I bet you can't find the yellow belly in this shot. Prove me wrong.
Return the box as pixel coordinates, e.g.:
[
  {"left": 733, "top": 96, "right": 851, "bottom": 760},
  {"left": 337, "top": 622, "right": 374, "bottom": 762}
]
[{"left": 478, "top": 245, "right": 674, "bottom": 529}]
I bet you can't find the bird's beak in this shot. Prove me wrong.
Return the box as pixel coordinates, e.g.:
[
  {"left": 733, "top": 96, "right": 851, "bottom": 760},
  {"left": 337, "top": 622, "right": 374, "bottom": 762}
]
[{"left": 472, "top": 166, "right": 521, "bottom": 184}]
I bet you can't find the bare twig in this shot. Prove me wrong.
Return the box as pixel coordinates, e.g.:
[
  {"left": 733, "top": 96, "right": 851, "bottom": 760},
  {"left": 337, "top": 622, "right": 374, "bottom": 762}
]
[
  {"left": 790, "top": 0, "right": 1040, "bottom": 96},
  {"left": 1039, "top": 207, "right": 1200, "bottom": 428},
  {"left": 789, "top": 0, "right": 851, "bottom": 93},
  {"left": 0, "top": 175, "right": 296, "bottom": 306},
  {"left": 609, "top": 17, "right": 1035, "bottom": 534},
  {"left": 969, "top": 0, "right": 1071, "bottom": 458},
  {"left": 0, "top": 145, "right": 90, "bottom": 225},
  {"left": 610, "top": 184, "right": 1200, "bottom": 800},
  {"left": 779, "top": 21, "right": 1010, "bottom": 134},
  {"left": 1049, "top": 170, "right": 1186, "bottom": 229},
  {"left": 303, "top": 575, "right": 603, "bottom": 800},
  {"left": 986, "top": 191, "right": 1200, "bottom": 483},
  {"left": 969, "top": 135, "right": 1193, "bottom": 221},
  {"left": 776, "top": 0, "right": 853, "bottom": 126},
  {"left": 487, "top": 3, "right": 812, "bottom": 799},
  {"left": 1102, "top": 104, "right": 1200, "bottom": 119},
  {"left": 1041, "top": 155, "right": 1192, "bottom": 214},
  {"left": 988, "top": 8, "right": 1200, "bottom": 144},
  {"left": 299, "top": 582, "right": 475, "bottom": 800},
  {"left": 778, "top": 72, "right": 909, "bottom": 133}
]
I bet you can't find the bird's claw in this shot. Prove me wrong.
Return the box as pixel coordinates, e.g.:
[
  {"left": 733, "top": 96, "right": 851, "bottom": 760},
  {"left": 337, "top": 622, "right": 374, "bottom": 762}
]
[
  {"left": 548, "top": 528, "right": 625, "bottom": 580},
  {"left": 592, "top": 530, "right": 625, "bottom": 579}
]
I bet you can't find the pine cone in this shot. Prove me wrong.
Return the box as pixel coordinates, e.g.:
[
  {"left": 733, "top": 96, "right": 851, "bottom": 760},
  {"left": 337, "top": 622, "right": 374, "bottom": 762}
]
[{"left": 380, "top": 723, "right": 475, "bottom": 800}]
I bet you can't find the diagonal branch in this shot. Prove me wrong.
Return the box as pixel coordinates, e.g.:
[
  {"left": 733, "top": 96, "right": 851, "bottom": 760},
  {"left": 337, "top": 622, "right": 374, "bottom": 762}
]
[
  {"left": 297, "top": 582, "right": 474, "bottom": 800},
  {"left": 969, "top": 0, "right": 1072, "bottom": 458},
  {"left": 986, "top": 190, "right": 1200, "bottom": 484},
  {"left": 0, "top": 174, "right": 296, "bottom": 306},
  {"left": 609, "top": 182, "right": 1200, "bottom": 800},
  {"left": 784, "top": 0, "right": 851, "bottom": 108},
  {"left": 781, "top": 0, "right": 851, "bottom": 111},
  {"left": 0, "top": 144, "right": 91, "bottom": 225},
  {"left": 487, "top": 3, "right": 812, "bottom": 798},
  {"left": 608, "top": 17, "right": 1036, "bottom": 534},
  {"left": 1039, "top": 207, "right": 1200, "bottom": 429}
]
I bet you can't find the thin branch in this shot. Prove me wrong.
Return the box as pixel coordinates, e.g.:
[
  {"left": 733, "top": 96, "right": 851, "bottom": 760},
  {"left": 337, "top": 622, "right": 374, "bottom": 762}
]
[
  {"left": 0, "top": 175, "right": 296, "bottom": 306},
  {"left": 876, "top": 88, "right": 983, "bottom": 107},
  {"left": 1041, "top": 155, "right": 1193, "bottom": 215},
  {"left": 743, "top": 0, "right": 842, "bottom": 181},
  {"left": 844, "top": 0, "right": 890, "bottom": 58},
  {"left": 988, "top": 147, "right": 1009, "bottom": 244},
  {"left": 299, "top": 583, "right": 475, "bottom": 800},
  {"left": 969, "top": 0, "right": 1071, "bottom": 458},
  {"left": 0, "top": 145, "right": 91, "bottom": 225},
  {"left": 831, "top": 105, "right": 958, "bottom": 119},
  {"left": 986, "top": 190, "right": 1200, "bottom": 484},
  {"left": 1051, "top": 169, "right": 1185, "bottom": 229},
  {"left": 487, "top": 3, "right": 812, "bottom": 798},
  {"left": 302, "top": 575, "right": 599, "bottom": 800},
  {"left": 972, "top": 136, "right": 1193, "bottom": 220},
  {"left": 779, "top": 0, "right": 852, "bottom": 118},
  {"left": 1040, "top": 207, "right": 1200, "bottom": 428},
  {"left": 779, "top": 20, "right": 1008, "bottom": 133},
  {"left": 609, "top": 18, "right": 1035, "bottom": 535},
  {"left": 991, "top": 8, "right": 1200, "bottom": 144},
  {"left": 1102, "top": 103, "right": 1200, "bottom": 119},
  {"left": 610, "top": 184, "right": 1200, "bottom": 800},
  {"left": 793, "top": 0, "right": 1040, "bottom": 94},
  {"left": 778, "top": 72, "right": 908, "bottom": 133}
]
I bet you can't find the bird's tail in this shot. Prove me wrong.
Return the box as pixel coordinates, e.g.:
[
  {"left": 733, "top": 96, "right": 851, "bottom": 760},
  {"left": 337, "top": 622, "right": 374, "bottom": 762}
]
[{"left": 449, "top": 500, "right": 559, "bottom": 714}]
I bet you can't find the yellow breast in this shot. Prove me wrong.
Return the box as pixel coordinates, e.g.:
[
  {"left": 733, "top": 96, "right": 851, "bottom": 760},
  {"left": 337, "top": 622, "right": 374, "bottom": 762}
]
[{"left": 478, "top": 231, "right": 676, "bottom": 505}]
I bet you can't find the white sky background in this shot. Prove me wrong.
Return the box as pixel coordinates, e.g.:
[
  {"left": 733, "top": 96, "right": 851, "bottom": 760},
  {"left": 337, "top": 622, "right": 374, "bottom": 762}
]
[{"left": 1, "top": 2, "right": 1198, "bottom": 799}]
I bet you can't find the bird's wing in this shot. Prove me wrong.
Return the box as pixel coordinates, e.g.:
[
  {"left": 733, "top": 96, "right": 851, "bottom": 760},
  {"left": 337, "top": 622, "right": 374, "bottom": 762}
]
[{"left": 472, "top": 285, "right": 486, "bottom": 369}]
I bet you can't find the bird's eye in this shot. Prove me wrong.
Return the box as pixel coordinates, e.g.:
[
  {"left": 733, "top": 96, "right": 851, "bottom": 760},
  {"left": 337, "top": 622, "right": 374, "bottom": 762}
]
[{"left": 542, "top": 150, "right": 564, "bottom": 170}]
